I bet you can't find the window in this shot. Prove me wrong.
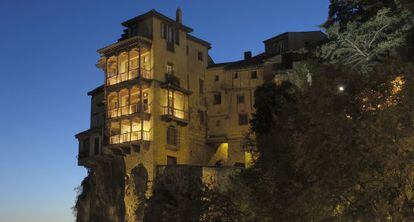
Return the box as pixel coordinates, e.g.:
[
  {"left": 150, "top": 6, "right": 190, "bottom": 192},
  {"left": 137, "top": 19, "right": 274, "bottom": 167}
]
[
  {"left": 94, "top": 137, "right": 100, "bottom": 155},
  {"left": 198, "top": 110, "right": 205, "bottom": 125},
  {"left": 214, "top": 75, "right": 219, "bottom": 82},
  {"left": 167, "top": 63, "right": 174, "bottom": 75},
  {"left": 234, "top": 73, "right": 238, "bottom": 79},
  {"left": 83, "top": 138, "right": 90, "bottom": 152},
  {"left": 213, "top": 93, "right": 221, "bottom": 105},
  {"left": 198, "top": 51, "right": 204, "bottom": 61},
  {"left": 167, "top": 156, "right": 177, "bottom": 165},
  {"left": 216, "top": 120, "right": 221, "bottom": 127},
  {"left": 199, "top": 79, "right": 204, "bottom": 94},
  {"left": 237, "top": 94, "right": 245, "bottom": 104},
  {"left": 167, "top": 126, "right": 179, "bottom": 146},
  {"left": 186, "top": 45, "right": 189, "bottom": 56},
  {"left": 162, "top": 23, "right": 179, "bottom": 49},
  {"left": 118, "top": 53, "right": 128, "bottom": 74},
  {"left": 239, "top": 114, "right": 249, "bottom": 125},
  {"left": 251, "top": 71, "right": 258, "bottom": 79}
]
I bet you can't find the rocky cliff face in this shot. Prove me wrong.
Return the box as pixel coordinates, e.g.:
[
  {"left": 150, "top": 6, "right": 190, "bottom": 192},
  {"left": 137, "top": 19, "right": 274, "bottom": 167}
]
[
  {"left": 75, "top": 155, "right": 127, "bottom": 222},
  {"left": 75, "top": 157, "right": 235, "bottom": 222},
  {"left": 75, "top": 154, "right": 151, "bottom": 222}
]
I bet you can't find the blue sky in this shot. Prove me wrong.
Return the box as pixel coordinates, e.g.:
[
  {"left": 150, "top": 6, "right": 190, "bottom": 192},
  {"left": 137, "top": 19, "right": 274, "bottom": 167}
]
[{"left": 0, "top": 0, "right": 328, "bottom": 221}]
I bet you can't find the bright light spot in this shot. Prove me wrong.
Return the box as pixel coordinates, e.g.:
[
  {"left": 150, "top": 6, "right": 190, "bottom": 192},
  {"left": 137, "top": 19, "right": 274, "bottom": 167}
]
[{"left": 338, "top": 86, "right": 345, "bottom": 92}]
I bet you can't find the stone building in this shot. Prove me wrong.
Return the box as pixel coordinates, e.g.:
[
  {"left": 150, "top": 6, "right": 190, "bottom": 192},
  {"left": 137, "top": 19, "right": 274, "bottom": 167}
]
[{"left": 75, "top": 9, "right": 325, "bottom": 221}]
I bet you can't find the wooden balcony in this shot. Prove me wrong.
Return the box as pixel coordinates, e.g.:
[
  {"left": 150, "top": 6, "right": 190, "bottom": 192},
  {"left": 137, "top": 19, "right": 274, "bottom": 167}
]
[{"left": 161, "top": 106, "right": 189, "bottom": 125}]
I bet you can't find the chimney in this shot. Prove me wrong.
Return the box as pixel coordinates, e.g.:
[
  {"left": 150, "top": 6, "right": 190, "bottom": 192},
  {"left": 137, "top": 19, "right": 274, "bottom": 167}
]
[
  {"left": 244, "top": 51, "right": 252, "bottom": 60},
  {"left": 176, "top": 8, "right": 182, "bottom": 24}
]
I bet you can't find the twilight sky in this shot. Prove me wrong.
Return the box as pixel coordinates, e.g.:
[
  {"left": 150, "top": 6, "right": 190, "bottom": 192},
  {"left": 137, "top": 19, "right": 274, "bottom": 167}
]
[{"left": 0, "top": 0, "right": 328, "bottom": 221}]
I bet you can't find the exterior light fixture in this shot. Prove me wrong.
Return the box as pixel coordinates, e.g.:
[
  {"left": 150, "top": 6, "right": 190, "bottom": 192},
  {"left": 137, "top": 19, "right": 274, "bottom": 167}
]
[{"left": 338, "top": 86, "right": 345, "bottom": 92}]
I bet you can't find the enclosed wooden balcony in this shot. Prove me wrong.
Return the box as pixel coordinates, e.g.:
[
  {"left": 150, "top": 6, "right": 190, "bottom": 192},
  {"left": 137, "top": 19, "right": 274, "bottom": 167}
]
[{"left": 161, "top": 106, "right": 189, "bottom": 125}]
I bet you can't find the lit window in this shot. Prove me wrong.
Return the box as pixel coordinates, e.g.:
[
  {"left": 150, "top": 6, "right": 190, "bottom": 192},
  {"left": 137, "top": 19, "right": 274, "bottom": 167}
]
[
  {"left": 110, "top": 121, "right": 121, "bottom": 144},
  {"left": 118, "top": 53, "right": 128, "bottom": 74},
  {"left": 167, "top": 63, "right": 174, "bottom": 75},
  {"left": 238, "top": 114, "right": 249, "bottom": 125}
]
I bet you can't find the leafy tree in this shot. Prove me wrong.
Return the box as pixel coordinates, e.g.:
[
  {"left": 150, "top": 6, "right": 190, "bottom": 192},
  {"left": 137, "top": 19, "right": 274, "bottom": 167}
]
[
  {"left": 324, "top": 0, "right": 400, "bottom": 29},
  {"left": 319, "top": 8, "right": 412, "bottom": 74}
]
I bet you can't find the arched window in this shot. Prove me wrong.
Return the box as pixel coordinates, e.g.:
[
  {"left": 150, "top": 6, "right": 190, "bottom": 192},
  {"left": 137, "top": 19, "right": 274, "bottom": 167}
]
[
  {"left": 129, "top": 50, "right": 139, "bottom": 79},
  {"left": 131, "top": 118, "right": 141, "bottom": 141},
  {"left": 110, "top": 121, "right": 121, "bottom": 144},
  {"left": 107, "top": 57, "right": 117, "bottom": 77},
  {"left": 119, "top": 89, "right": 130, "bottom": 115},
  {"left": 129, "top": 50, "right": 139, "bottom": 70},
  {"left": 130, "top": 86, "right": 139, "bottom": 105},
  {"left": 120, "top": 120, "right": 131, "bottom": 143},
  {"left": 108, "top": 92, "right": 119, "bottom": 118},
  {"left": 118, "top": 53, "right": 128, "bottom": 74}
]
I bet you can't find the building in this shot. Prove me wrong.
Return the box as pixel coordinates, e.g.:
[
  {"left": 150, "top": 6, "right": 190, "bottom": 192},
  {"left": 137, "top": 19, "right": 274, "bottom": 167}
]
[
  {"left": 75, "top": 9, "right": 325, "bottom": 221},
  {"left": 205, "top": 31, "right": 325, "bottom": 167}
]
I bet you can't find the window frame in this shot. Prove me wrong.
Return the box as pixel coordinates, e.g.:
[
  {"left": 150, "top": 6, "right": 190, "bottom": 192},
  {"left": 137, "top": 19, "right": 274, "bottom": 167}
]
[
  {"left": 238, "top": 113, "right": 249, "bottom": 125},
  {"left": 213, "top": 93, "right": 222, "bottom": 105}
]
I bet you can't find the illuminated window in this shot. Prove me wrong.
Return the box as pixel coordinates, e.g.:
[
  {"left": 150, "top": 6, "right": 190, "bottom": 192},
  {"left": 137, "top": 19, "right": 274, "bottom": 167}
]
[
  {"left": 119, "top": 89, "right": 130, "bottom": 115},
  {"left": 120, "top": 120, "right": 131, "bottom": 143},
  {"left": 108, "top": 92, "right": 119, "bottom": 118},
  {"left": 110, "top": 121, "right": 121, "bottom": 144},
  {"left": 130, "top": 87, "right": 139, "bottom": 105},
  {"left": 167, "top": 126, "right": 178, "bottom": 146},
  {"left": 239, "top": 114, "right": 249, "bottom": 125},
  {"left": 118, "top": 53, "right": 128, "bottom": 74},
  {"left": 167, "top": 63, "right": 174, "bottom": 75},
  {"left": 213, "top": 93, "right": 221, "bottom": 105},
  {"left": 129, "top": 50, "right": 138, "bottom": 70},
  {"left": 107, "top": 57, "right": 117, "bottom": 77}
]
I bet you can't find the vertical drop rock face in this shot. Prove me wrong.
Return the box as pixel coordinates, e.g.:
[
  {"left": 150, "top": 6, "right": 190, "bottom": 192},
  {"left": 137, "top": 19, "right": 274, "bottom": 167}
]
[
  {"left": 75, "top": 155, "right": 126, "bottom": 222},
  {"left": 125, "top": 164, "right": 149, "bottom": 222}
]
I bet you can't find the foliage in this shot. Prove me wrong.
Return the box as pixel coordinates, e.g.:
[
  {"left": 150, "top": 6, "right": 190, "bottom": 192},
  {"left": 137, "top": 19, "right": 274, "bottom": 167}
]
[
  {"left": 318, "top": 8, "right": 412, "bottom": 74},
  {"left": 206, "top": 62, "right": 414, "bottom": 221},
  {"left": 324, "top": 0, "right": 400, "bottom": 29}
]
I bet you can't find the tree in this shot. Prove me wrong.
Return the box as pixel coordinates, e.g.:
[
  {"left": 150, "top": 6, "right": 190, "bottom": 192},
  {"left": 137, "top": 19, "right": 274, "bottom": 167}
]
[
  {"left": 319, "top": 8, "right": 412, "bottom": 74},
  {"left": 323, "top": 0, "right": 400, "bottom": 29}
]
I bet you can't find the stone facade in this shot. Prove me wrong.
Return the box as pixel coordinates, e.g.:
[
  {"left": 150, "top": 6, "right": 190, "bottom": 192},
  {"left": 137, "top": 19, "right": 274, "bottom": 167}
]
[{"left": 75, "top": 9, "right": 325, "bottom": 221}]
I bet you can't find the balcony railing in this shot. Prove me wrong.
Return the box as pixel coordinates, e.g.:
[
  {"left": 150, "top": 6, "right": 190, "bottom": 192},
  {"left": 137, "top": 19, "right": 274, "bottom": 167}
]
[
  {"left": 110, "top": 130, "right": 150, "bottom": 144},
  {"left": 107, "top": 68, "right": 152, "bottom": 86},
  {"left": 162, "top": 106, "right": 189, "bottom": 121},
  {"left": 108, "top": 103, "right": 150, "bottom": 118}
]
